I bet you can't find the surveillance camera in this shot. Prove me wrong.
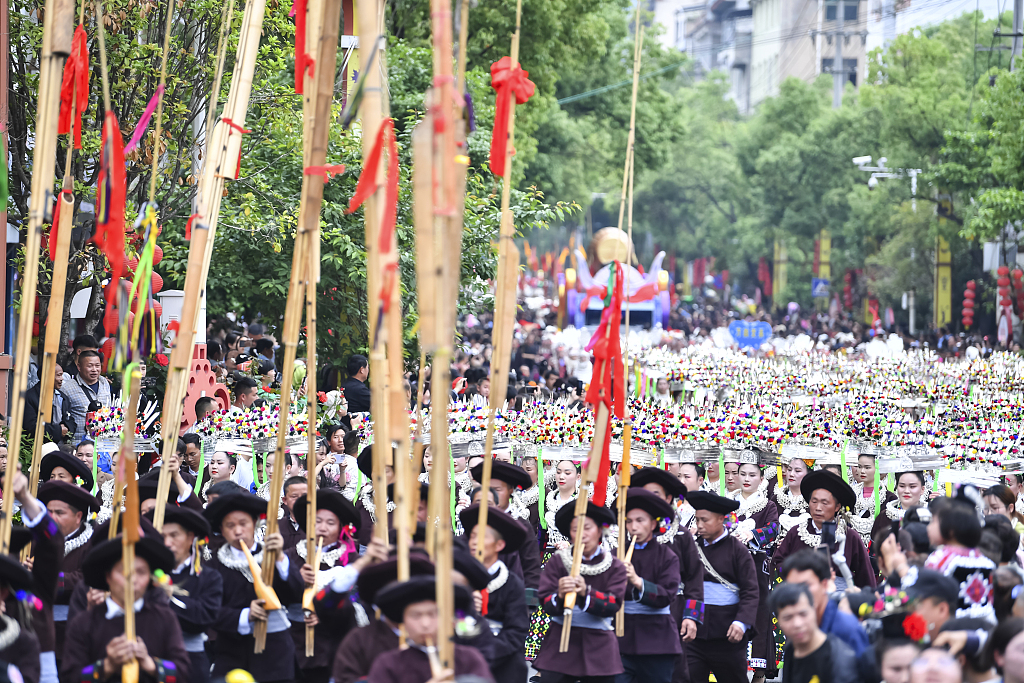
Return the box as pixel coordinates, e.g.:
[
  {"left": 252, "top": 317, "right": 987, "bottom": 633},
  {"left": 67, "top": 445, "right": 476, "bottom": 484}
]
[
  {"left": 852, "top": 156, "right": 872, "bottom": 166},
  {"left": 868, "top": 176, "right": 878, "bottom": 190}
]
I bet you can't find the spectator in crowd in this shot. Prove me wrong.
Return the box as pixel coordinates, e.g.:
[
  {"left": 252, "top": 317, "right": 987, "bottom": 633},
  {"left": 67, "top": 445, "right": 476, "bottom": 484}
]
[
  {"left": 780, "top": 550, "right": 870, "bottom": 657},
  {"left": 771, "top": 582, "right": 858, "bottom": 683},
  {"left": 63, "top": 334, "right": 98, "bottom": 378},
  {"left": 62, "top": 350, "right": 111, "bottom": 444},
  {"left": 24, "top": 363, "right": 76, "bottom": 443},
  {"left": 340, "top": 354, "right": 371, "bottom": 416},
  {"left": 231, "top": 377, "right": 259, "bottom": 412}
]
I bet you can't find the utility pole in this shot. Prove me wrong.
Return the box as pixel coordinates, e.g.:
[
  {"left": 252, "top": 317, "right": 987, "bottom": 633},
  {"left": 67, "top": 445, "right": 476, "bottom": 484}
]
[
  {"left": 833, "top": 0, "right": 844, "bottom": 108},
  {"left": 1013, "top": 0, "right": 1023, "bottom": 70}
]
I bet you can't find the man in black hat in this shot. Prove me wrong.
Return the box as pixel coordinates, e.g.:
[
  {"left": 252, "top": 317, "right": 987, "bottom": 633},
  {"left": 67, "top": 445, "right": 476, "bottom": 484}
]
[
  {"left": 2, "top": 473, "right": 46, "bottom": 683},
  {"left": 365, "top": 576, "right": 492, "bottom": 683},
  {"left": 461, "top": 505, "right": 530, "bottom": 683},
  {"left": 772, "top": 470, "right": 876, "bottom": 590},
  {"left": 39, "top": 449, "right": 93, "bottom": 491},
  {"left": 158, "top": 505, "right": 223, "bottom": 683},
  {"left": 137, "top": 457, "right": 204, "bottom": 515},
  {"left": 617, "top": 488, "right": 683, "bottom": 683},
  {"left": 329, "top": 554, "right": 435, "bottom": 683},
  {"left": 629, "top": 466, "right": 705, "bottom": 683},
  {"left": 287, "top": 490, "right": 386, "bottom": 683},
  {"left": 61, "top": 536, "right": 189, "bottom": 683},
  {"left": 36, "top": 480, "right": 101, "bottom": 665},
  {"left": 470, "top": 459, "right": 542, "bottom": 595},
  {"left": 684, "top": 490, "right": 759, "bottom": 683},
  {"left": 533, "top": 501, "right": 627, "bottom": 681},
  {"left": 202, "top": 491, "right": 304, "bottom": 682}
]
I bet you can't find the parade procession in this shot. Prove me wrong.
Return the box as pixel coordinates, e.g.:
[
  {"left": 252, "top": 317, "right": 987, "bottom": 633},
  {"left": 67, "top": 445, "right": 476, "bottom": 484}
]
[{"left": 7, "top": 0, "right": 1024, "bottom": 679}]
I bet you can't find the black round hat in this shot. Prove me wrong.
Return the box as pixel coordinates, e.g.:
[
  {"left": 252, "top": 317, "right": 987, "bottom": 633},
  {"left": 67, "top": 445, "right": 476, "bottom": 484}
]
[
  {"left": 152, "top": 505, "right": 211, "bottom": 538},
  {"left": 38, "top": 480, "right": 101, "bottom": 514},
  {"left": 356, "top": 553, "right": 435, "bottom": 606},
  {"left": 470, "top": 460, "right": 532, "bottom": 491},
  {"left": 624, "top": 488, "right": 676, "bottom": 522},
  {"left": 137, "top": 470, "right": 186, "bottom": 505},
  {"left": 685, "top": 490, "right": 741, "bottom": 515},
  {"left": 554, "top": 500, "right": 616, "bottom": 540},
  {"left": 82, "top": 536, "right": 175, "bottom": 590},
  {"left": 8, "top": 527, "right": 32, "bottom": 555},
  {"left": 629, "top": 467, "right": 687, "bottom": 499},
  {"left": 458, "top": 504, "right": 529, "bottom": 550},
  {"left": 800, "top": 470, "right": 856, "bottom": 510},
  {"left": 40, "top": 451, "right": 94, "bottom": 491},
  {"left": 375, "top": 575, "right": 472, "bottom": 624},
  {"left": 203, "top": 491, "right": 267, "bottom": 531},
  {"left": 357, "top": 445, "right": 374, "bottom": 478},
  {"left": 293, "top": 489, "right": 361, "bottom": 532},
  {"left": 452, "top": 548, "right": 490, "bottom": 591},
  {"left": 0, "top": 554, "right": 33, "bottom": 592}
]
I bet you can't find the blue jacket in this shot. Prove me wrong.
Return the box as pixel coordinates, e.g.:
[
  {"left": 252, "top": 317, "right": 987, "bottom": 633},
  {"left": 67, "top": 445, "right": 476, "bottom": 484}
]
[{"left": 822, "top": 598, "right": 870, "bottom": 657}]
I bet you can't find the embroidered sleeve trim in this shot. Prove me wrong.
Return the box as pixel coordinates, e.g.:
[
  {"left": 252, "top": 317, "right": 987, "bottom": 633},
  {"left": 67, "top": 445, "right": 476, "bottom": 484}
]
[
  {"left": 682, "top": 599, "right": 704, "bottom": 623},
  {"left": 639, "top": 578, "right": 663, "bottom": 606}
]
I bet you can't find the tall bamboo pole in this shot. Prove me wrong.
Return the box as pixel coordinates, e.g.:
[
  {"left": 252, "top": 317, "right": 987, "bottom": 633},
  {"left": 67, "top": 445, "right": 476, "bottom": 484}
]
[
  {"left": 29, "top": 0, "right": 86, "bottom": 498},
  {"left": 615, "top": 4, "right": 643, "bottom": 233},
  {"left": 300, "top": 0, "right": 325, "bottom": 658},
  {"left": 118, "top": 368, "right": 142, "bottom": 683},
  {"left": 356, "top": 0, "right": 392, "bottom": 549},
  {"left": 427, "top": 0, "right": 465, "bottom": 662},
  {"left": 475, "top": 0, "right": 525, "bottom": 562},
  {"left": 152, "top": 0, "right": 269, "bottom": 529},
  {"left": 0, "top": 0, "right": 73, "bottom": 553},
  {"left": 255, "top": 0, "right": 342, "bottom": 653}
]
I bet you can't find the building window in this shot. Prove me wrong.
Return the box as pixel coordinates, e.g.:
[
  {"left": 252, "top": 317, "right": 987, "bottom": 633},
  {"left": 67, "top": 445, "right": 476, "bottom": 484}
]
[
  {"left": 821, "top": 58, "right": 858, "bottom": 86},
  {"left": 825, "top": 2, "right": 858, "bottom": 20}
]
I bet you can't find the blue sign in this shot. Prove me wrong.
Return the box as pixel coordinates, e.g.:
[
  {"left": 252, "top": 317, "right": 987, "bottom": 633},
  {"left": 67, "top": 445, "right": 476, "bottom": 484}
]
[
  {"left": 728, "top": 320, "right": 772, "bottom": 348},
  {"left": 812, "top": 278, "right": 831, "bottom": 298}
]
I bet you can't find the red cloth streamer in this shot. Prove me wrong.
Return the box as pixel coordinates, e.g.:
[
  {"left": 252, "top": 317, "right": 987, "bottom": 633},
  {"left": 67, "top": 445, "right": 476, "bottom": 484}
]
[
  {"left": 222, "top": 118, "right": 251, "bottom": 179},
  {"left": 291, "top": 0, "right": 315, "bottom": 93},
  {"left": 583, "top": 262, "right": 625, "bottom": 507},
  {"left": 488, "top": 56, "right": 535, "bottom": 178},
  {"left": 345, "top": 118, "right": 399, "bottom": 254},
  {"left": 184, "top": 213, "right": 200, "bottom": 240},
  {"left": 48, "top": 189, "right": 73, "bottom": 261},
  {"left": 92, "top": 112, "right": 127, "bottom": 330},
  {"left": 480, "top": 589, "right": 489, "bottom": 616},
  {"left": 57, "top": 25, "right": 90, "bottom": 150},
  {"left": 304, "top": 164, "right": 346, "bottom": 181},
  {"left": 379, "top": 262, "right": 398, "bottom": 314}
]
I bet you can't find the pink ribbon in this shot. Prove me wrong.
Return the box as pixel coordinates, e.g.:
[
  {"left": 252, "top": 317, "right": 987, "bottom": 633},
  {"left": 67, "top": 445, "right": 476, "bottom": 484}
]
[{"left": 124, "top": 85, "right": 165, "bottom": 154}]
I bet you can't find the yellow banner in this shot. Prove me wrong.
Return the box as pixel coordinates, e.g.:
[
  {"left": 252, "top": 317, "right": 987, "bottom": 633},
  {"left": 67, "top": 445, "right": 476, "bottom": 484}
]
[
  {"left": 773, "top": 239, "right": 787, "bottom": 310},
  {"left": 935, "top": 236, "right": 951, "bottom": 328}
]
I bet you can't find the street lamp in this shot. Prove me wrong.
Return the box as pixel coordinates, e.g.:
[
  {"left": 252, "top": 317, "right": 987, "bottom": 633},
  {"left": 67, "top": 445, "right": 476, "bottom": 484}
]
[
  {"left": 853, "top": 156, "right": 923, "bottom": 337},
  {"left": 852, "top": 156, "right": 921, "bottom": 211}
]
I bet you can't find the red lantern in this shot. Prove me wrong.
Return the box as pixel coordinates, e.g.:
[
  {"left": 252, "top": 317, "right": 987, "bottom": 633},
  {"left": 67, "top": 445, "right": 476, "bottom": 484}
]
[
  {"left": 963, "top": 299, "right": 975, "bottom": 309},
  {"left": 151, "top": 273, "right": 164, "bottom": 294},
  {"left": 1014, "top": 268, "right": 1023, "bottom": 280},
  {"left": 998, "top": 266, "right": 1010, "bottom": 276},
  {"left": 1002, "top": 297, "right": 1013, "bottom": 308},
  {"left": 152, "top": 245, "right": 163, "bottom": 266},
  {"left": 103, "top": 307, "right": 119, "bottom": 336},
  {"left": 967, "top": 280, "right": 976, "bottom": 290},
  {"left": 100, "top": 338, "right": 115, "bottom": 367},
  {"left": 999, "top": 277, "right": 1011, "bottom": 288}
]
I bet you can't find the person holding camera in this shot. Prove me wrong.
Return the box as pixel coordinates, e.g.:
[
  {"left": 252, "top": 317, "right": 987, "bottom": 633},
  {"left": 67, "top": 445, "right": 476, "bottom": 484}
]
[
  {"left": 773, "top": 469, "right": 877, "bottom": 591},
  {"left": 62, "top": 349, "right": 111, "bottom": 444}
]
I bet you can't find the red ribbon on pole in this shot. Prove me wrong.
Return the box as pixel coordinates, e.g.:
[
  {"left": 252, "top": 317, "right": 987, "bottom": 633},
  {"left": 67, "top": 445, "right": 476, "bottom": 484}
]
[
  {"left": 583, "top": 262, "right": 625, "bottom": 506},
  {"left": 57, "top": 25, "right": 90, "bottom": 150},
  {"left": 93, "top": 112, "right": 127, "bottom": 330},
  {"left": 346, "top": 118, "right": 399, "bottom": 254},
  {"left": 47, "top": 189, "right": 73, "bottom": 261},
  {"left": 290, "top": 0, "right": 315, "bottom": 93},
  {"left": 488, "top": 56, "right": 535, "bottom": 178}
]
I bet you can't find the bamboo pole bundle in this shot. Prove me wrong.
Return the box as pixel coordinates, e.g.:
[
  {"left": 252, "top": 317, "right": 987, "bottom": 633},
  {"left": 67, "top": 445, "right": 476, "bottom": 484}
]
[
  {"left": 354, "top": 0, "right": 393, "bottom": 548},
  {"left": 614, "top": 20, "right": 643, "bottom": 637},
  {"left": 118, "top": 368, "right": 142, "bottom": 683},
  {"left": 0, "top": 0, "right": 74, "bottom": 553},
  {"left": 255, "top": 0, "right": 342, "bottom": 653},
  {"left": 300, "top": 0, "right": 324, "bottom": 658},
  {"left": 475, "top": 0, "right": 525, "bottom": 561},
  {"left": 29, "top": 0, "right": 88, "bottom": 499},
  {"left": 152, "top": 0, "right": 269, "bottom": 529},
  {"left": 301, "top": 0, "right": 325, "bottom": 657}
]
